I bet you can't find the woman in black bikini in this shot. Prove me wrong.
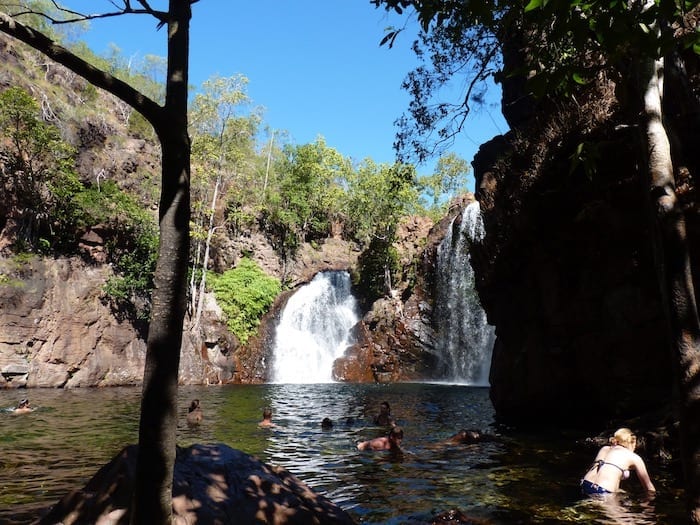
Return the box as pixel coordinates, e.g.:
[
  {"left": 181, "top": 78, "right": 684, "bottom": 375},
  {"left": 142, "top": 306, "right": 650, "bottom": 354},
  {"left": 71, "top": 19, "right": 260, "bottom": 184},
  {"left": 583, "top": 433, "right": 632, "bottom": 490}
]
[{"left": 581, "top": 427, "right": 656, "bottom": 495}]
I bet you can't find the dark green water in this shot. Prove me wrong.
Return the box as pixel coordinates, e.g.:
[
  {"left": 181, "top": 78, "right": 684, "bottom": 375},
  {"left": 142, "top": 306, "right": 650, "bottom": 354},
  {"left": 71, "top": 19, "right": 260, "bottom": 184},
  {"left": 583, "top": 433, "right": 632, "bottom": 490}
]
[{"left": 0, "top": 383, "right": 686, "bottom": 524}]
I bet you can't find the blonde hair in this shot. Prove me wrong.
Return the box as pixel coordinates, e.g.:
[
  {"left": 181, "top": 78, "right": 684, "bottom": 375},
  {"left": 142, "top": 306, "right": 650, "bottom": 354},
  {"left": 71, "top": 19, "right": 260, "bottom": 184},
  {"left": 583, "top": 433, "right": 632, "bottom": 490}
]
[{"left": 610, "top": 428, "right": 637, "bottom": 448}]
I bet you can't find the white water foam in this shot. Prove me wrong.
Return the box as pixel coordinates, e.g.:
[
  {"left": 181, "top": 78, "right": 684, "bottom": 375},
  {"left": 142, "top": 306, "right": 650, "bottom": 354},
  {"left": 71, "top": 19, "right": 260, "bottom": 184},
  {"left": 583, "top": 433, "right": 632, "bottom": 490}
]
[{"left": 271, "top": 271, "right": 359, "bottom": 383}]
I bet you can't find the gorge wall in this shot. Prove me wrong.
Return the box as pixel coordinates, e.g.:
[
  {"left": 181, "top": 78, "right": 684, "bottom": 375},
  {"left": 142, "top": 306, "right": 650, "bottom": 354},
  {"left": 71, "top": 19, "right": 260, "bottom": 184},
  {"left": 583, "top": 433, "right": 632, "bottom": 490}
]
[{"left": 468, "top": 41, "right": 700, "bottom": 425}]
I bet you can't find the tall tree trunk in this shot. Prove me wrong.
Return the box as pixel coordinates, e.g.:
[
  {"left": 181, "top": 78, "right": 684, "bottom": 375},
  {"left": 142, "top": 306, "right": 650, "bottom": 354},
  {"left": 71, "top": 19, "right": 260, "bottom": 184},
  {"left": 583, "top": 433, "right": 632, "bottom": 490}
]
[
  {"left": 641, "top": 54, "right": 700, "bottom": 524},
  {"left": 0, "top": 3, "right": 192, "bottom": 523},
  {"left": 194, "top": 173, "right": 220, "bottom": 327},
  {"left": 130, "top": 2, "right": 191, "bottom": 523}
]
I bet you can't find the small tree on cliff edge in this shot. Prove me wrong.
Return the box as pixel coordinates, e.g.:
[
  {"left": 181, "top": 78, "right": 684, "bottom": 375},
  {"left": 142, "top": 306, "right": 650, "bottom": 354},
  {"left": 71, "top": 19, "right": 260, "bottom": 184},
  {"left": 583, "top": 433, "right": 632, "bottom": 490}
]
[
  {"left": 0, "top": 1, "right": 193, "bottom": 523},
  {"left": 372, "top": 0, "right": 700, "bottom": 521}
]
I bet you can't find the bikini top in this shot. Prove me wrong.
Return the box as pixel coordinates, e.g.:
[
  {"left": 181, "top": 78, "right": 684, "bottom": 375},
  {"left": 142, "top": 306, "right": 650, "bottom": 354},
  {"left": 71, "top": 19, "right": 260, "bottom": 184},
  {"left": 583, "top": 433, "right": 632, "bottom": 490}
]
[{"left": 592, "top": 459, "right": 630, "bottom": 480}]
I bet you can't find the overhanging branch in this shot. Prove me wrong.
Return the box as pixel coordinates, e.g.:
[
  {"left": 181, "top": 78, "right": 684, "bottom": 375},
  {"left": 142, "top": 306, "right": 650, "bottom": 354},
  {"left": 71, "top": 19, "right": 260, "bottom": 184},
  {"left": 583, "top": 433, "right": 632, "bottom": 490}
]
[{"left": 0, "top": 10, "right": 163, "bottom": 127}]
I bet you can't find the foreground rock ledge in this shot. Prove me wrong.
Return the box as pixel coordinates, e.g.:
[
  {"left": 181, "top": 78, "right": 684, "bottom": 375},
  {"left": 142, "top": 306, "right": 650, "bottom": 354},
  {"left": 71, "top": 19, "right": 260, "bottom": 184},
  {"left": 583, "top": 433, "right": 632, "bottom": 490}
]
[{"left": 37, "top": 443, "right": 356, "bottom": 525}]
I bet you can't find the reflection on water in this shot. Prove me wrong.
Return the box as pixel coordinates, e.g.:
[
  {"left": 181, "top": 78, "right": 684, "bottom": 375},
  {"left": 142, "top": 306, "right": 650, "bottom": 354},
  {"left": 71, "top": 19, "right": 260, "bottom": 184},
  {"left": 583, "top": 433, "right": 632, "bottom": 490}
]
[{"left": 0, "top": 384, "right": 685, "bottom": 524}]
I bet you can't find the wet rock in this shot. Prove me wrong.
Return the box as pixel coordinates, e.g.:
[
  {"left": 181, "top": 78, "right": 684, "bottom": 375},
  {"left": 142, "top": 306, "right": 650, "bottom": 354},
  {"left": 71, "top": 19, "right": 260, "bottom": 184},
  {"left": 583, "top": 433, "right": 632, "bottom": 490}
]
[{"left": 430, "top": 508, "right": 492, "bottom": 524}]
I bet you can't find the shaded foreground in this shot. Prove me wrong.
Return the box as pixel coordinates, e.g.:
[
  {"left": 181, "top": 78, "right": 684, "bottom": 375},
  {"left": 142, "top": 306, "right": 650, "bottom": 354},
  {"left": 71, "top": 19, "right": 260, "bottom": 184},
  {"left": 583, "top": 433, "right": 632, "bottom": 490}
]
[{"left": 38, "top": 443, "right": 356, "bottom": 525}]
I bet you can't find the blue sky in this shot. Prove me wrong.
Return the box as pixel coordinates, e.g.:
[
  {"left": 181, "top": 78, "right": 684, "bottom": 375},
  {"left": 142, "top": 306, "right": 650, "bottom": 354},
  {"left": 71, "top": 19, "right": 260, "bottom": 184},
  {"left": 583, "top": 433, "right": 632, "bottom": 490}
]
[{"left": 66, "top": 1, "right": 507, "bottom": 187}]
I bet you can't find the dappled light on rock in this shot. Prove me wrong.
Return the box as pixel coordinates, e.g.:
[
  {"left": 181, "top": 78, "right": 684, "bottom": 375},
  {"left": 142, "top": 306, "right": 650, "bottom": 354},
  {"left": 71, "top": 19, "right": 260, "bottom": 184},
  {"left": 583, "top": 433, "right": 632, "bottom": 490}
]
[{"left": 37, "top": 443, "right": 356, "bottom": 525}]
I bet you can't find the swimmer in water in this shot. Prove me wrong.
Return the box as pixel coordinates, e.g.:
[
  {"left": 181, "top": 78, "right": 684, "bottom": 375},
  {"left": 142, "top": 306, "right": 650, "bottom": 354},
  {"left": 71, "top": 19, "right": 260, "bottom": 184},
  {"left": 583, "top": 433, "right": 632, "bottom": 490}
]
[
  {"left": 12, "top": 398, "right": 33, "bottom": 414},
  {"left": 580, "top": 427, "right": 656, "bottom": 496},
  {"left": 357, "top": 426, "right": 404, "bottom": 452},
  {"left": 186, "top": 399, "right": 203, "bottom": 426},
  {"left": 258, "top": 407, "right": 276, "bottom": 428}
]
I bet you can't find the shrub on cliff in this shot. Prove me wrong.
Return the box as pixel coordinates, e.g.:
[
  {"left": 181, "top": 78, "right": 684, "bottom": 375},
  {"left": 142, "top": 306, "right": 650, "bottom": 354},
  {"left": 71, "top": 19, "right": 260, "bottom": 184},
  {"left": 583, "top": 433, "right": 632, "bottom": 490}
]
[{"left": 208, "top": 258, "right": 281, "bottom": 344}]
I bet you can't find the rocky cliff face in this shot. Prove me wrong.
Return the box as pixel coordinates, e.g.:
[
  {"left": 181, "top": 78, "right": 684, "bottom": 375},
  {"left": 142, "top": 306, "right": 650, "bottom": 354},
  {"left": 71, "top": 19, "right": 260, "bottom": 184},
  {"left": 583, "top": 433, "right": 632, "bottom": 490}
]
[
  {"left": 0, "top": 255, "right": 247, "bottom": 387},
  {"left": 470, "top": 52, "right": 699, "bottom": 424},
  {"left": 0, "top": 31, "right": 477, "bottom": 390},
  {"left": 0, "top": 235, "right": 366, "bottom": 388},
  {"left": 333, "top": 202, "right": 472, "bottom": 383}
]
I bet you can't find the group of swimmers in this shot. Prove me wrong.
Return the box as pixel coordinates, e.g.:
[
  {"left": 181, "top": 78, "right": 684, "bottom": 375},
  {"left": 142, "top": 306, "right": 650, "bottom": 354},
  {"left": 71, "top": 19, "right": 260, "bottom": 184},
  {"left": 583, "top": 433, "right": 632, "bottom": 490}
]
[
  {"left": 242, "top": 400, "right": 658, "bottom": 499},
  {"left": 10, "top": 396, "right": 661, "bottom": 506},
  {"left": 186, "top": 400, "right": 277, "bottom": 428},
  {"left": 15, "top": 395, "right": 653, "bottom": 500},
  {"left": 356, "top": 401, "right": 491, "bottom": 452}
]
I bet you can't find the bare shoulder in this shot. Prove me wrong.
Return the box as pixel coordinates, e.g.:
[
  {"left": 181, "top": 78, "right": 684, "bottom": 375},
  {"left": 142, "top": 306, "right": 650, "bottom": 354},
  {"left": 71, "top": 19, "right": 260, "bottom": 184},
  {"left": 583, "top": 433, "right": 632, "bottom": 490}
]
[
  {"left": 594, "top": 445, "right": 611, "bottom": 458},
  {"left": 631, "top": 451, "right": 647, "bottom": 465}
]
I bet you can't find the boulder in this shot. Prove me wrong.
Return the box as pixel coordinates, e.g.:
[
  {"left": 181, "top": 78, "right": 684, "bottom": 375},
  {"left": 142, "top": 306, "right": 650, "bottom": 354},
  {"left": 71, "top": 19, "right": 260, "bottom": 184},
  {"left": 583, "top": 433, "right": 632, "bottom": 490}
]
[{"left": 37, "top": 443, "right": 356, "bottom": 525}]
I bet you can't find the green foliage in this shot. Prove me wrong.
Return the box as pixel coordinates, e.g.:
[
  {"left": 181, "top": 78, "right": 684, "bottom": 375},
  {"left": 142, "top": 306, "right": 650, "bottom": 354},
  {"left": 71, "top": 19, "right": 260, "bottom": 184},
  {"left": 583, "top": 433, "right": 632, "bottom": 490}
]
[
  {"left": 421, "top": 152, "right": 469, "bottom": 217},
  {"left": 189, "top": 75, "right": 261, "bottom": 260},
  {"left": 0, "top": 86, "right": 81, "bottom": 249},
  {"left": 208, "top": 258, "right": 281, "bottom": 344},
  {"left": 0, "top": 0, "right": 67, "bottom": 40},
  {"left": 344, "top": 159, "right": 421, "bottom": 245},
  {"left": 260, "top": 137, "right": 351, "bottom": 258},
  {"left": 354, "top": 235, "right": 401, "bottom": 306},
  {"left": 72, "top": 180, "right": 158, "bottom": 320}
]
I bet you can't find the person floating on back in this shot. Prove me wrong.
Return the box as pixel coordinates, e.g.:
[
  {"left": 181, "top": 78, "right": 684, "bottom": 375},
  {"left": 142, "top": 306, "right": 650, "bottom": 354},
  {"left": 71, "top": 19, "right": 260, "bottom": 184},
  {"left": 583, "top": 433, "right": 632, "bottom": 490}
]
[
  {"left": 357, "top": 425, "right": 404, "bottom": 452},
  {"left": 186, "top": 399, "right": 203, "bottom": 426},
  {"left": 12, "top": 398, "right": 33, "bottom": 414},
  {"left": 580, "top": 427, "right": 656, "bottom": 496},
  {"left": 373, "top": 401, "right": 395, "bottom": 427},
  {"left": 258, "top": 407, "right": 276, "bottom": 428}
]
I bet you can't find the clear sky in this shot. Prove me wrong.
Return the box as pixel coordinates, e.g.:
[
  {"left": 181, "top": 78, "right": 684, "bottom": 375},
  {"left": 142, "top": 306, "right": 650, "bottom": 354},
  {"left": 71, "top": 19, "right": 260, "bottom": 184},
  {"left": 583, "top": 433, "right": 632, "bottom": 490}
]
[{"left": 65, "top": 1, "right": 507, "bottom": 187}]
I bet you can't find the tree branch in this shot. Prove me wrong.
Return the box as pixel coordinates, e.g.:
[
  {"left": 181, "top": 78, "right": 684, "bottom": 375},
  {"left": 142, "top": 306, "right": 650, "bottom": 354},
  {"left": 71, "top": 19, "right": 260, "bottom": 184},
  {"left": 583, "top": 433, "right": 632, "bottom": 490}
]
[
  {"left": 42, "top": 0, "right": 168, "bottom": 25},
  {"left": 0, "top": 11, "right": 163, "bottom": 127}
]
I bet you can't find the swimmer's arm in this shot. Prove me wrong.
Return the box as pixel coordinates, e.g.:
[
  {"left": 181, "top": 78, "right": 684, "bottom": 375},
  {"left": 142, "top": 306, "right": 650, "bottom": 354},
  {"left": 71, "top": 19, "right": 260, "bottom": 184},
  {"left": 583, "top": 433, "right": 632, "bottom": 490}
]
[{"left": 633, "top": 454, "right": 656, "bottom": 492}]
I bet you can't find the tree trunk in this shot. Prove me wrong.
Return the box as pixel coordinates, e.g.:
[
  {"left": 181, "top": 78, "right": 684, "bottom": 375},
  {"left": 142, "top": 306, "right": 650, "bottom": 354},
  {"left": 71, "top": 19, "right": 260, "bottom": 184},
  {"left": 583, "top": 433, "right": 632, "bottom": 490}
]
[
  {"left": 641, "top": 54, "right": 700, "bottom": 524},
  {"left": 194, "top": 173, "right": 220, "bottom": 327},
  {"left": 0, "top": 6, "right": 192, "bottom": 522},
  {"left": 129, "top": 2, "right": 191, "bottom": 523}
]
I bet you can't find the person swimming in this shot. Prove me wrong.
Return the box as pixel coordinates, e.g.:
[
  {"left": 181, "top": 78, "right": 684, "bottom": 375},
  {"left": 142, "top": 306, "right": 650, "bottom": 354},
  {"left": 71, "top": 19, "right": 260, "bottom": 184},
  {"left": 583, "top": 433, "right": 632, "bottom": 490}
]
[
  {"left": 580, "top": 427, "right": 656, "bottom": 496},
  {"left": 186, "top": 399, "right": 203, "bottom": 426},
  {"left": 321, "top": 417, "right": 334, "bottom": 430},
  {"left": 12, "top": 398, "right": 33, "bottom": 414},
  {"left": 373, "top": 401, "right": 395, "bottom": 427},
  {"left": 258, "top": 407, "right": 276, "bottom": 428},
  {"left": 443, "top": 429, "right": 490, "bottom": 445},
  {"left": 357, "top": 425, "right": 404, "bottom": 452}
]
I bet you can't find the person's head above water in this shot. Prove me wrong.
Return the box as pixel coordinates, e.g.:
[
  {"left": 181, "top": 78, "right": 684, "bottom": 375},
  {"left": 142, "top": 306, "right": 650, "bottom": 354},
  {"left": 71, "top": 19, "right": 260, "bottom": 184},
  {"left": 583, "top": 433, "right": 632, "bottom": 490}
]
[
  {"left": 12, "top": 398, "right": 33, "bottom": 414},
  {"left": 374, "top": 401, "right": 395, "bottom": 426},
  {"left": 388, "top": 426, "right": 404, "bottom": 445},
  {"left": 610, "top": 428, "right": 637, "bottom": 450}
]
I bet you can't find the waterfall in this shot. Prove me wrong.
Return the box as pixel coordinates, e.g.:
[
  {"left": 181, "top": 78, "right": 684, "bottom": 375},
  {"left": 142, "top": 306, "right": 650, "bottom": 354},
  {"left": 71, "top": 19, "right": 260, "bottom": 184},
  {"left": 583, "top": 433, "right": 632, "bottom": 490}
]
[
  {"left": 271, "top": 271, "right": 359, "bottom": 383},
  {"left": 434, "top": 201, "right": 495, "bottom": 385}
]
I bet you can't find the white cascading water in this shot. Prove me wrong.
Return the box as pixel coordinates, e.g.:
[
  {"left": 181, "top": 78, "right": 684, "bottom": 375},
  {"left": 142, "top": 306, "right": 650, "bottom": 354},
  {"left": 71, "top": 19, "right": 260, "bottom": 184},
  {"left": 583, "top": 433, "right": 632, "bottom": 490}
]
[
  {"left": 434, "top": 201, "right": 495, "bottom": 385},
  {"left": 271, "top": 271, "right": 359, "bottom": 383}
]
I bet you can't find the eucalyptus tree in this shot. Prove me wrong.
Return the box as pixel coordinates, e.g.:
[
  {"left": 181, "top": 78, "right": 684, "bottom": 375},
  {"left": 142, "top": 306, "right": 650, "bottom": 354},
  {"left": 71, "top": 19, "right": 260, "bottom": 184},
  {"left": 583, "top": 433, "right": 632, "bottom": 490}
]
[
  {"left": 0, "top": 86, "right": 77, "bottom": 248},
  {"left": 262, "top": 137, "right": 351, "bottom": 265},
  {"left": 421, "top": 152, "right": 470, "bottom": 215},
  {"left": 0, "top": 1, "right": 193, "bottom": 523},
  {"left": 373, "top": 0, "right": 700, "bottom": 519},
  {"left": 345, "top": 159, "right": 421, "bottom": 297},
  {"left": 188, "top": 74, "right": 260, "bottom": 327}
]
